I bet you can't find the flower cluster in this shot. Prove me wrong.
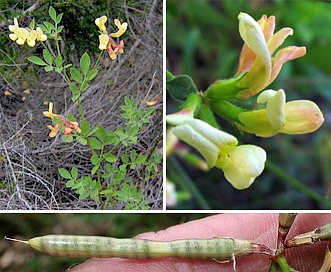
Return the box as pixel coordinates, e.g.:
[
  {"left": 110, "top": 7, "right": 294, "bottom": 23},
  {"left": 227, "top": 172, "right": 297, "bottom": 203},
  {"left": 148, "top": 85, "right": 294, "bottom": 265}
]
[
  {"left": 43, "top": 102, "right": 81, "bottom": 138},
  {"left": 95, "top": 16, "right": 127, "bottom": 60},
  {"left": 9, "top": 18, "right": 47, "bottom": 47},
  {"left": 166, "top": 12, "right": 324, "bottom": 190}
]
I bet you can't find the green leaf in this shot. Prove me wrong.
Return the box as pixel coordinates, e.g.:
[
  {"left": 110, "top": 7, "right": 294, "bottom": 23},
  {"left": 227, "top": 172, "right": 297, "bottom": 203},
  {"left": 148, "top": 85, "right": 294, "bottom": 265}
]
[
  {"left": 87, "top": 126, "right": 99, "bottom": 137},
  {"left": 91, "top": 164, "right": 100, "bottom": 175},
  {"left": 43, "top": 49, "right": 53, "bottom": 65},
  {"left": 91, "top": 154, "right": 99, "bottom": 165},
  {"left": 43, "top": 21, "right": 55, "bottom": 32},
  {"left": 130, "top": 149, "right": 137, "bottom": 161},
  {"left": 121, "top": 154, "right": 129, "bottom": 163},
  {"left": 104, "top": 134, "right": 118, "bottom": 145},
  {"left": 28, "top": 56, "right": 47, "bottom": 66},
  {"left": 70, "top": 84, "right": 79, "bottom": 94},
  {"left": 81, "top": 81, "right": 89, "bottom": 92},
  {"left": 56, "top": 13, "right": 63, "bottom": 24},
  {"left": 59, "top": 168, "right": 71, "bottom": 179},
  {"left": 67, "top": 114, "right": 77, "bottom": 122},
  {"left": 80, "top": 121, "right": 90, "bottom": 136},
  {"left": 135, "top": 155, "right": 147, "bottom": 164},
  {"left": 86, "top": 69, "right": 99, "bottom": 81},
  {"left": 80, "top": 52, "right": 90, "bottom": 76},
  {"left": 57, "top": 25, "right": 64, "bottom": 33},
  {"left": 45, "top": 66, "right": 54, "bottom": 72},
  {"left": 55, "top": 67, "right": 63, "bottom": 73},
  {"left": 29, "top": 19, "right": 35, "bottom": 30},
  {"left": 62, "top": 135, "right": 73, "bottom": 143},
  {"left": 167, "top": 74, "right": 198, "bottom": 101},
  {"left": 63, "top": 64, "right": 72, "bottom": 69},
  {"left": 70, "top": 67, "right": 83, "bottom": 83},
  {"left": 103, "top": 153, "right": 117, "bottom": 163},
  {"left": 95, "top": 126, "right": 106, "bottom": 142},
  {"left": 49, "top": 6, "right": 57, "bottom": 22},
  {"left": 66, "top": 180, "right": 74, "bottom": 187},
  {"left": 76, "top": 136, "right": 87, "bottom": 145},
  {"left": 71, "top": 167, "right": 78, "bottom": 180},
  {"left": 55, "top": 55, "right": 63, "bottom": 68},
  {"left": 89, "top": 137, "right": 103, "bottom": 150},
  {"left": 72, "top": 93, "right": 80, "bottom": 102}
]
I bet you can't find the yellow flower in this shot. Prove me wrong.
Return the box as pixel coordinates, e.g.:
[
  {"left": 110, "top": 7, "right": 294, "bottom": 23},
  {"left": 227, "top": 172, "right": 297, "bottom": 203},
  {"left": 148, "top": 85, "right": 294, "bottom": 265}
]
[
  {"left": 35, "top": 27, "right": 47, "bottom": 41},
  {"left": 43, "top": 102, "right": 58, "bottom": 118},
  {"left": 237, "top": 89, "right": 324, "bottom": 137},
  {"left": 95, "top": 15, "right": 108, "bottom": 33},
  {"left": 9, "top": 18, "right": 46, "bottom": 46},
  {"left": 215, "top": 144, "right": 266, "bottom": 189},
  {"left": 110, "top": 19, "right": 127, "bottom": 38},
  {"left": 26, "top": 30, "right": 38, "bottom": 47},
  {"left": 172, "top": 118, "right": 266, "bottom": 189},
  {"left": 98, "top": 34, "right": 109, "bottom": 50}
]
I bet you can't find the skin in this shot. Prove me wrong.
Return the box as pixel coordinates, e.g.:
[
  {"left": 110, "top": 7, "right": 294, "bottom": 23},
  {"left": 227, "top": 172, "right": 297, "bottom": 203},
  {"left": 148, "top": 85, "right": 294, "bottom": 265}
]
[{"left": 69, "top": 213, "right": 331, "bottom": 272}]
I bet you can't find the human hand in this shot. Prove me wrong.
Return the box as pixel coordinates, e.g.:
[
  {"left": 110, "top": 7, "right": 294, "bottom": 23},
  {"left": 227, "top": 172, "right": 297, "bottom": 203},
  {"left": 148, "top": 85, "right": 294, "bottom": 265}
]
[{"left": 69, "top": 213, "right": 331, "bottom": 272}]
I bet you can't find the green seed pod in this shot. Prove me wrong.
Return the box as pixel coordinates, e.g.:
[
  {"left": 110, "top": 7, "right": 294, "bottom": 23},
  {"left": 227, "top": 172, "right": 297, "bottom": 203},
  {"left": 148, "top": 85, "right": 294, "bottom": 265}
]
[
  {"left": 278, "top": 213, "right": 297, "bottom": 247},
  {"left": 286, "top": 222, "right": 331, "bottom": 247},
  {"left": 6, "top": 235, "right": 269, "bottom": 260}
]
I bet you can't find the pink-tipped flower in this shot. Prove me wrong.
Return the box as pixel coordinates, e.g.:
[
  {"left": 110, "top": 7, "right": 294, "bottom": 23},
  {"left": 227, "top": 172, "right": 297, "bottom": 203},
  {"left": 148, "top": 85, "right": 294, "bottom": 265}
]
[
  {"left": 204, "top": 12, "right": 305, "bottom": 101},
  {"left": 235, "top": 13, "right": 306, "bottom": 99},
  {"left": 236, "top": 89, "right": 324, "bottom": 137},
  {"left": 47, "top": 123, "right": 60, "bottom": 138},
  {"left": 43, "top": 103, "right": 81, "bottom": 138}
]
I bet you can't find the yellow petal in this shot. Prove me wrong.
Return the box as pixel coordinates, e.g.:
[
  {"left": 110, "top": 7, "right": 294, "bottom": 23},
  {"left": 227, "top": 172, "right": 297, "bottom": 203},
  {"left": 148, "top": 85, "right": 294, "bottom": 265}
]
[
  {"left": 281, "top": 100, "right": 324, "bottom": 134},
  {"left": 173, "top": 119, "right": 237, "bottom": 167},
  {"left": 110, "top": 19, "right": 127, "bottom": 38},
  {"left": 219, "top": 145, "right": 266, "bottom": 189},
  {"left": 265, "top": 89, "right": 286, "bottom": 131},
  {"left": 95, "top": 15, "right": 107, "bottom": 32},
  {"left": 238, "top": 12, "right": 271, "bottom": 78},
  {"left": 98, "top": 34, "right": 109, "bottom": 50}
]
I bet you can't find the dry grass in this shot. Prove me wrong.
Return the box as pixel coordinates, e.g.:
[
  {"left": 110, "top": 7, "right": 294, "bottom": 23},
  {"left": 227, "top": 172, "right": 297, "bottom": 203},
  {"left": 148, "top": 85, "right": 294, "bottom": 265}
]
[{"left": 0, "top": 0, "right": 163, "bottom": 209}]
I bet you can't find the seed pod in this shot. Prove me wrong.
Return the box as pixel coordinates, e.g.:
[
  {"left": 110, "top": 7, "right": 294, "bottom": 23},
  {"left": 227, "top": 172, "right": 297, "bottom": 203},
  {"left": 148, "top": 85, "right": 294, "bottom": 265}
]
[
  {"left": 277, "top": 213, "right": 297, "bottom": 248},
  {"left": 5, "top": 235, "right": 271, "bottom": 260},
  {"left": 286, "top": 222, "right": 331, "bottom": 248}
]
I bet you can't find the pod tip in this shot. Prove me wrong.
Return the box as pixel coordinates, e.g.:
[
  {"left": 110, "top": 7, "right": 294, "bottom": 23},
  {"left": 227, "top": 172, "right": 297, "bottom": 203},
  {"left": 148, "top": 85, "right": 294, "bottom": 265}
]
[{"left": 4, "top": 236, "right": 29, "bottom": 245}]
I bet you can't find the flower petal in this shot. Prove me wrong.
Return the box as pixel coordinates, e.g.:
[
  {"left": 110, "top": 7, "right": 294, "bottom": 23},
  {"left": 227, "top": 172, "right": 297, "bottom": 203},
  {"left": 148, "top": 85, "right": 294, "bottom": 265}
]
[
  {"left": 267, "top": 27, "right": 293, "bottom": 54},
  {"left": 238, "top": 12, "right": 271, "bottom": 77},
  {"left": 265, "top": 89, "right": 286, "bottom": 131},
  {"left": 281, "top": 100, "right": 324, "bottom": 134},
  {"left": 220, "top": 145, "right": 266, "bottom": 189},
  {"left": 98, "top": 34, "right": 109, "bottom": 50},
  {"left": 267, "top": 46, "right": 306, "bottom": 86},
  {"left": 173, "top": 119, "right": 238, "bottom": 167}
]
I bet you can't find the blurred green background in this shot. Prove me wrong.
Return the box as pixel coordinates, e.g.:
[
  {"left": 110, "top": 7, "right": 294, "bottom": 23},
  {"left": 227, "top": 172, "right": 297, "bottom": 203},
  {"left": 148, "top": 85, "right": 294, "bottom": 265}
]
[
  {"left": 0, "top": 213, "right": 205, "bottom": 272},
  {"left": 166, "top": 0, "right": 331, "bottom": 209}
]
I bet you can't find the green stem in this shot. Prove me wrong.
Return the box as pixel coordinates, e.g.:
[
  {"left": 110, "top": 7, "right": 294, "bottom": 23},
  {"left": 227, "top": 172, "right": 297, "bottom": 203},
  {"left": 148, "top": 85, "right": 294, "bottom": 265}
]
[
  {"left": 168, "top": 156, "right": 211, "bottom": 209},
  {"left": 275, "top": 256, "right": 292, "bottom": 272},
  {"left": 166, "top": 69, "right": 175, "bottom": 80},
  {"left": 266, "top": 160, "right": 331, "bottom": 209},
  {"left": 208, "top": 100, "right": 246, "bottom": 122},
  {"left": 77, "top": 51, "right": 104, "bottom": 182}
]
